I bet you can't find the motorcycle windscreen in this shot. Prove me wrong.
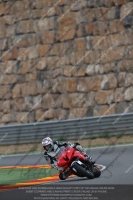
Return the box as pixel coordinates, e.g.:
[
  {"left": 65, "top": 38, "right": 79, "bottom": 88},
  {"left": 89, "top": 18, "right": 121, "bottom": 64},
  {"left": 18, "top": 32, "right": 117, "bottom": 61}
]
[
  {"left": 73, "top": 150, "right": 86, "bottom": 161},
  {"left": 57, "top": 147, "right": 75, "bottom": 167}
]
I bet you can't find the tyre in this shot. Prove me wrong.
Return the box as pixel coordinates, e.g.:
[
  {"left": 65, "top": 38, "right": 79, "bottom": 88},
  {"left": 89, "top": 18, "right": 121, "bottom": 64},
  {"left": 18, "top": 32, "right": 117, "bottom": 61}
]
[
  {"left": 93, "top": 167, "right": 101, "bottom": 178},
  {"left": 72, "top": 163, "right": 94, "bottom": 179},
  {"left": 59, "top": 173, "right": 67, "bottom": 180}
]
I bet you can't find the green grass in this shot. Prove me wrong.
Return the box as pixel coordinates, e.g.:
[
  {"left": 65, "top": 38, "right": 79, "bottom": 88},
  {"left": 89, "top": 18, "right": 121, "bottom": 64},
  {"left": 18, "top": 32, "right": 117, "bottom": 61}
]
[
  {"left": 99, "top": 133, "right": 112, "bottom": 139},
  {"left": 91, "top": 136, "right": 98, "bottom": 140},
  {"left": 116, "top": 133, "right": 123, "bottom": 139},
  {"left": 57, "top": 136, "right": 66, "bottom": 141},
  {"left": 0, "top": 167, "right": 58, "bottom": 186}
]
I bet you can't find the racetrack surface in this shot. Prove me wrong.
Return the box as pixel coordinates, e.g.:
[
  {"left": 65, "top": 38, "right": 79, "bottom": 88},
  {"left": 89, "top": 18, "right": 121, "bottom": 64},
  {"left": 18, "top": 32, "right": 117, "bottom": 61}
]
[
  {"left": 0, "top": 144, "right": 133, "bottom": 185},
  {"left": 1, "top": 144, "right": 133, "bottom": 200}
]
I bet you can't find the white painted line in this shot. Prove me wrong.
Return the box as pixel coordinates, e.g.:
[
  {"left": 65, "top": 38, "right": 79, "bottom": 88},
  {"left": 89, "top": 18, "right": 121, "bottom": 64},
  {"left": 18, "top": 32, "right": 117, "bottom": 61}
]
[
  {"left": 88, "top": 143, "right": 133, "bottom": 150},
  {"left": 3, "top": 151, "right": 43, "bottom": 157}
]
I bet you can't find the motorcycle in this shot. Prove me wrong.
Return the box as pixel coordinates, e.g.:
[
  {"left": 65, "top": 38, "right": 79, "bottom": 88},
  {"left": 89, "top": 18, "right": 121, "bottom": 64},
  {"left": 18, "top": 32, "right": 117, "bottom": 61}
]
[{"left": 56, "top": 145, "right": 102, "bottom": 180}]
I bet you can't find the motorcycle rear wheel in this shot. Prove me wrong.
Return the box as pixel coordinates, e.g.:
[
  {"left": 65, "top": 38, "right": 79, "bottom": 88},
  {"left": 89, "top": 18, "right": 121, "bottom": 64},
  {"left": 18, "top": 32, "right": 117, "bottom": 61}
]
[{"left": 72, "top": 163, "right": 94, "bottom": 179}]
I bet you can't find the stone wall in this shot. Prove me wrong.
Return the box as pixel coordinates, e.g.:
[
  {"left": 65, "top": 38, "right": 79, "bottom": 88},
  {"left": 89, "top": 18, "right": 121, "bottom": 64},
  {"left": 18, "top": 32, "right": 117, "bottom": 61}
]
[{"left": 0, "top": 0, "right": 133, "bottom": 125}]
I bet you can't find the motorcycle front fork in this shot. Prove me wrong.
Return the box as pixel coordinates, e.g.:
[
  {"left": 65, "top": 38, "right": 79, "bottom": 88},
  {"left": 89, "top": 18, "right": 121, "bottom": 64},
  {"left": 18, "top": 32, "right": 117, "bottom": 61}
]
[
  {"left": 84, "top": 160, "right": 94, "bottom": 174},
  {"left": 59, "top": 167, "right": 72, "bottom": 178}
]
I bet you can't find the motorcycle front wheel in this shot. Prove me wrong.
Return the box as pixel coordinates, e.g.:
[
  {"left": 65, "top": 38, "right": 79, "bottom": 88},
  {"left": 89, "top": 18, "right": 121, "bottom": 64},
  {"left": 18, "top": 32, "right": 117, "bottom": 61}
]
[
  {"left": 72, "top": 163, "right": 94, "bottom": 179},
  {"left": 59, "top": 173, "right": 67, "bottom": 180},
  {"left": 93, "top": 166, "right": 101, "bottom": 177}
]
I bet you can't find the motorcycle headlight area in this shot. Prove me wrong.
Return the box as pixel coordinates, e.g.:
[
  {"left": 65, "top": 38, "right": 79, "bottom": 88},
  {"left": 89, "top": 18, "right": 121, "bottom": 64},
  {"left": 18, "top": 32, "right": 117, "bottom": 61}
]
[{"left": 71, "top": 160, "right": 83, "bottom": 166}]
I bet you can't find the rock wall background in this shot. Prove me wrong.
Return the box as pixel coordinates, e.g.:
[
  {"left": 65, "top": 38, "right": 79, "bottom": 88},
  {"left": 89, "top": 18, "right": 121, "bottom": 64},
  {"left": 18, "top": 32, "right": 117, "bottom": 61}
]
[{"left": 0, "top": 0, "right": 133, "bottom": 125}]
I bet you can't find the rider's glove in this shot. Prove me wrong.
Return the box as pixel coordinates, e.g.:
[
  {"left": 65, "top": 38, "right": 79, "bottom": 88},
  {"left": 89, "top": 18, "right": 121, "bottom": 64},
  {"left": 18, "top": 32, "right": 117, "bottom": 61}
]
[
  {"left": 62, "top": 142, "right": 68, "bottom": 147},
  {"left": 72, "top": 142, "right": 80, "bottom": 148}
]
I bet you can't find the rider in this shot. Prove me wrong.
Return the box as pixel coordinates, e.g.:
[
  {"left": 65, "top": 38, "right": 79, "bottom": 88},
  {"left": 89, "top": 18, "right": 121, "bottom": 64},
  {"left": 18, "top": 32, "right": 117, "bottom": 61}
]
[{"left": 42, "top": 137, "right": 93, "bottom": 171}]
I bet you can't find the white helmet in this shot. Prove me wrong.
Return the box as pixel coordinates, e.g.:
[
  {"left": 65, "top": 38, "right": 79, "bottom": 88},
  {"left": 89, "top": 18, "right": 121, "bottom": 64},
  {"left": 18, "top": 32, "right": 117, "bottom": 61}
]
[{"left": 42, "top": 137, "right": 53, "bottom": 152}]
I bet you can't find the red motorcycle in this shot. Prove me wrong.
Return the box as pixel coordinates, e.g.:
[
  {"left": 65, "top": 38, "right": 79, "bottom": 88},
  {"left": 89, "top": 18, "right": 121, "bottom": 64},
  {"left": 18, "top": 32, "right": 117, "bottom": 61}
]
[{"left": 57, "top": 145, "right": 101, "bottom": 180}]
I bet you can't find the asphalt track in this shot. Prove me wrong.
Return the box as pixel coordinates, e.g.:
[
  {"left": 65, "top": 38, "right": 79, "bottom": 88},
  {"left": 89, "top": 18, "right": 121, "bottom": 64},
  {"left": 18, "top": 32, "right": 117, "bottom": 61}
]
[
  {"left": 0, "top": 144, "right": 133, "bottom": 184},
  {"left": 0, "top": 144, "right": 133, "bottom": 200}
]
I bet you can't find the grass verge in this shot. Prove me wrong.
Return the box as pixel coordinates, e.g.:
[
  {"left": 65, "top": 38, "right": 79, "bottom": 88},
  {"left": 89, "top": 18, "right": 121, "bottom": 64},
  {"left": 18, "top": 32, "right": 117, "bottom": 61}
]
[{"left": 0, "top": 167, "right": 58, "bottom": 186}]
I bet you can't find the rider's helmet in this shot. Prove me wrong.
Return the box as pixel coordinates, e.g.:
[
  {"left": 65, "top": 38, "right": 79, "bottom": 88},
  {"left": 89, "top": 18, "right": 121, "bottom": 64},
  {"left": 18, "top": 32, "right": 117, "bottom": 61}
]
[{"left": 42, "top": 137, "right": 54, "bottom": 152}]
